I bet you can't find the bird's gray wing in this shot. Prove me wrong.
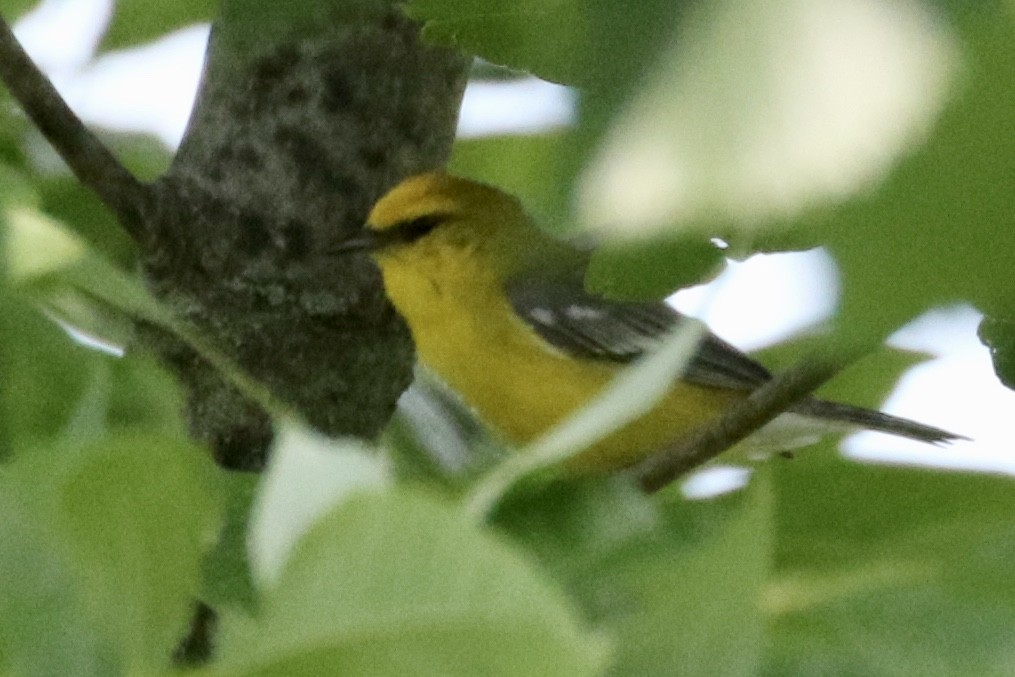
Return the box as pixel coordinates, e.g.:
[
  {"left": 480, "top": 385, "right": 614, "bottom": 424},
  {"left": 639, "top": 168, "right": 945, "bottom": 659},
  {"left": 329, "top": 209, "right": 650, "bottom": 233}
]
[
  {"left": 505, "top": 276, "right": 772, "bottom": 391},
  {"left": 507, "top": 277, "right": 965, "bottom": 443}
]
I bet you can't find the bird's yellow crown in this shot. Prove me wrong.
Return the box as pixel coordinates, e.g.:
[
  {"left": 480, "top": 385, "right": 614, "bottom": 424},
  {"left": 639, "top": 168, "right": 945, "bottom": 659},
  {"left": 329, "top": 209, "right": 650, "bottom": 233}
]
[
  {"left": 367, "top": 172, "right": 516, "bottom": 232},
  {"left": 365, "top": 172, "right": 545, "bottom": 280}
]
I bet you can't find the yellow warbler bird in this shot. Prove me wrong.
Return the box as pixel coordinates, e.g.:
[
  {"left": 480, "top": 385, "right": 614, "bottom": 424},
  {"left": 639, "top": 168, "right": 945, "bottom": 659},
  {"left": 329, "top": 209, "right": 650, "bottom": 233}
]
[{"left": 345, "top": 172, "right": 959, "bottom": 473}]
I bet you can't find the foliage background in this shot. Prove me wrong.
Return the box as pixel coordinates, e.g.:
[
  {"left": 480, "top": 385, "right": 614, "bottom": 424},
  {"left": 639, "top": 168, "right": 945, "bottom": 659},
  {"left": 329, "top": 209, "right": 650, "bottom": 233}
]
[{"left": 2, "top": 0, "right": 1015, "bottom": 675}]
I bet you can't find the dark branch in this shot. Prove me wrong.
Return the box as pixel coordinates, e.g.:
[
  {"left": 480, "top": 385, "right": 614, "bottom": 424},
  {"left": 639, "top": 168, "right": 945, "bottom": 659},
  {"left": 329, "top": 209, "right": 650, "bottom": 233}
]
[
  {"left": 0, "top": 15, "right": 150, "bottom": 237},
  {"left": 635, "top": 356, "right": 848, "bottom": 492}
]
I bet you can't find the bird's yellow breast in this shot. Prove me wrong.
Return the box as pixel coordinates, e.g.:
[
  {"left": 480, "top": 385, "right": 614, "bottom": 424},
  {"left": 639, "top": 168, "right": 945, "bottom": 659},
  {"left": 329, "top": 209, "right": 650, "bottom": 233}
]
[{"left": 376, "top": 255, "right": 743, "bottom": 472}]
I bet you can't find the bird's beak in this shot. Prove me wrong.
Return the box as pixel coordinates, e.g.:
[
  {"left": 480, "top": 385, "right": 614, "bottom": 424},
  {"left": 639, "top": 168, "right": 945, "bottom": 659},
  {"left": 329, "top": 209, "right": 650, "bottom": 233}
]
[{"left": 330, "top": 230, "right": 379, "bottom": 255}]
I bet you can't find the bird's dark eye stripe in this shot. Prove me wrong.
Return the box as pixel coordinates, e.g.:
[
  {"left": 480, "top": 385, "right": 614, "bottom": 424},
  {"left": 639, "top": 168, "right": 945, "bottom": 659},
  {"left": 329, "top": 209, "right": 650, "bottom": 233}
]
[{"left": 389, "top": 213, "right": 449, "bottom": 243}]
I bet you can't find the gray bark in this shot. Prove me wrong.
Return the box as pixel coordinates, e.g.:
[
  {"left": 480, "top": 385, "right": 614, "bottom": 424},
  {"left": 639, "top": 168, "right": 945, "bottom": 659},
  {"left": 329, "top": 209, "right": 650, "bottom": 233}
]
[{"left": 141, "top": 4, "right": 469, "bottom": 469}]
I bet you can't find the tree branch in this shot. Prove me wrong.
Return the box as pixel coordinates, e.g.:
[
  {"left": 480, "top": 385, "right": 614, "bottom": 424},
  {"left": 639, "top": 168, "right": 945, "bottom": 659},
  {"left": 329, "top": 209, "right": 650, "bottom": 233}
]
[
  {"left": 0, "top": 15, "right": 150, "bottom": 237},
  {"left": 635, "top": 356, "right": 848, "bottom": 493}
]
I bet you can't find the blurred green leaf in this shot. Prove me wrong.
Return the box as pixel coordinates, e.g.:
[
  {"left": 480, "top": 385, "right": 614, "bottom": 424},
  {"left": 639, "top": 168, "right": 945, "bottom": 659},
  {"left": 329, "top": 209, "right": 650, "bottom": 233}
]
[
  {"left": 219, "top": 490, "right": 608, "bottom": 676},
  {"left": 2, "top": 197, "right": 177, "bottom": 454},
  {"left": 826, "top": 8, "right": 1015, "bottom": 341},
  {"left": 57, "top": 433, "right": 222, "bottom": 671},
  {"left": 496, "top": 475, "right": 770, "bottom": 676},
  {"left": 450, "top": 132, "right": 575, "bottom": 228},
  {"left": 27, "top": 346, "right": 191, "bottom": 450},
  {"left": 977, "top": 314, "right": 1015, "bottom": 390},
  {"left": 104, "top": 352, "right": 190, "bottom": 434},
  {"left": 16, "top": 221, "right": 292, "bottom": 421},
  {"left": 0, "top": 164, "right": 35, "bottom": 210},
  {"left": 408, "top": 0, "right": 681, "bottom": 91},
  {"left": 0, "top": 192, "right": 7, "bottom": 459},
  {"left": 202, "top": 470, "right": 260, "bottom": 610},
  {"left": 41, "top": 288, "right": 134, "bottom": 349},
  {"left": 0, "top": 101, "right": 28, "bottom": 168},
  {"left": 0, "top": 0, "right": 39, "bottom": 21},
  {"left": 755, "top": 340, "right": 931, "bottom": 411},
  {"left": 1, "top": 432, "right": 221, "bottom": 674},
  {"left": 0, "top": 298, "right": 99, "bottom": 453},
  {"left": 248, "top": 423, "right": 389, "bottom": 587},
  {"left": 408, "top": 1, "right": 588, "bottom": 87},
  {"left": 98, "top": 128, "right": 174, "bottom": 181},
  {"left": 100, "top": 0, "right": 216, "bottom": 52},
  {"left": 0, "top": 487, "right": 113, "bottom": 677},
  {"left": 37, "top": 177, "right": 137, "bottom": 269},
  {"left": 768, "top": 455, "right": 1015, "bottom": 675},
  {"left": 418, "top": 2, "right": 684, "bottom": 238},
  {"left": 3, "top": 163, "right": 133, "bottom": 272},
  {"left": 5, "top": 202, "right": 89, "bottom": 281},
  {"left": 586, "top": 236, "right": 726, "bottom": 301},
  {"left": 27, "top": 127, "right": 173, "bottom": 268},
  {"left": 577, "top": 0, "right": 956, "bottom": 247}
]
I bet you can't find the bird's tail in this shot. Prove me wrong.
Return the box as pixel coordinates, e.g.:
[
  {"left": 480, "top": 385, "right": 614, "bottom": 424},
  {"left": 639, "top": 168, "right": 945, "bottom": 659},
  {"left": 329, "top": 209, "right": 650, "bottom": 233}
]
[{"left": 791, "top": 398, "right": 967, "bottom": 444}]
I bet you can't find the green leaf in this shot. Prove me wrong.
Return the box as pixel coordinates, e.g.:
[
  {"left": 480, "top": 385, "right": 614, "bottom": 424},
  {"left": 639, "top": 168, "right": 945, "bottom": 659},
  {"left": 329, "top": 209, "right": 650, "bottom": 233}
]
[
  {"left": 495, "top": 475, "right": 771, "bottom": 677},
  {"left": 576, "top": 0, "right": 956, "bottom": 248},
  {"left": 608, "top": 482, "right": 769, "bottom": 677},
  {"left": 4, "top": 203, "right": 88, "bottom": 281},
  {"left": 417, "top": 2, "right": 685, "bottom": 238},
  {"left": 0, "top": 164, "right": 35, "bottom": 212},
  {"left": 0, "top": 487, "right": 113, "bottom": 677},
  {"left": 0, "top": 298, "right": 99, "bottom": 452},
  {"left": 0, "top": 0, "right": 40, "bottom": 22},
  {"left": 825, "top": 8, "right": 1015, "bottom": 341},
  {"left": 219, "top": 490, "right": 608, "bottom": 676},
  {"left": 97, "top": 128, "right": 175, "bottom": 181},
  {"left": 30, "top": 347, "right": 191, "bottom": 453},
  {"left": 0, "top": 219, "right": 6, "bottom": 460},
  {"left": 408, "top": 0, "right": 680, "bottom": 91},
  {"left": 978, "top": 314, "right": 1015, "bottom": 390},
  {"left": 57, "top": 433, "right": 222, "bottom": 671},
  {"left": 408, "top": 0, "right": 588, "bottom": 87},
  {"left": 100, "top": 0, "right": 217, "bottom": 52},
  {"left": 15, "top": 218, "right": 293, "bottom": 420},
  {"left": 248, "top": 423, "right": 389, "bottom": 586},
  {"left": 11, "top": 130, "right": 170, "bottom": 269},
  {"left": 202, "top": 470, "right": 260, "bottom": 610},
  {"left": 449, "top": 132, "right": 575, "bottom": 228},
  {"left": 768, "top": 456, "right": 1015, "bottom": 675},
  {"left": 0, "top": 102, "right": 29, "bottom": 168},
  {"left": 754, "top": 340, "right": 931, "bottom": 411},
  {"left": 37, "top": 176, "right": 137, "bottom": 269},
  {"left": 104, "top": 352, "right": 190, "bottom": 435},
  {"left": 586, "top": 236, "right": 726, "bottom": 301}
]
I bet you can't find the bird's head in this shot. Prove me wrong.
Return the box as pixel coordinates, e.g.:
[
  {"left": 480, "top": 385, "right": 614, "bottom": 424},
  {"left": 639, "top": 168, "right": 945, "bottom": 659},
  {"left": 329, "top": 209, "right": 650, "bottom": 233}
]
[{"left": 337, "top": 173, "right": 535, "bottom": 281}]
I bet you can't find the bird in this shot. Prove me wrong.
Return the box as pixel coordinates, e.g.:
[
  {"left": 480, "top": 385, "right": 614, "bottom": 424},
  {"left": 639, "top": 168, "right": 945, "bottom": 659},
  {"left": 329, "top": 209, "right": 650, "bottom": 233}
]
[{"left": 341, "top": 171, "right": 961, "bottom": 473}]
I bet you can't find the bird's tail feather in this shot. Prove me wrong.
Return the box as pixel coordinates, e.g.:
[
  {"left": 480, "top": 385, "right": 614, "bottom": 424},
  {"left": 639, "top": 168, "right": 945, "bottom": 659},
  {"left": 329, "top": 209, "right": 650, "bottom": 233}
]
[{"left": 791, "top": 398, "right": 967, "bottom": 444}]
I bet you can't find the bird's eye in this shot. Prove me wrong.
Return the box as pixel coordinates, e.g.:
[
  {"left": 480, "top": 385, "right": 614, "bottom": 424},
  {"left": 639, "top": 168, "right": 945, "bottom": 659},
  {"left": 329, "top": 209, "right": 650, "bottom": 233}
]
[{"left": 393, "top": 214, "right": 447, "bottom": 243}]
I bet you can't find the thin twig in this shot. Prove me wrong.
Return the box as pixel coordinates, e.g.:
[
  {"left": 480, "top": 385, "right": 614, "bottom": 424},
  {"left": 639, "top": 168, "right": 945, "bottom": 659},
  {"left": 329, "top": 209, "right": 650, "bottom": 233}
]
[
  {"left": 0, "top": 16, "right": 150, "bottom": 238},
  {"left": 635, "top": 356, "right": 849, "bottom": 493}
]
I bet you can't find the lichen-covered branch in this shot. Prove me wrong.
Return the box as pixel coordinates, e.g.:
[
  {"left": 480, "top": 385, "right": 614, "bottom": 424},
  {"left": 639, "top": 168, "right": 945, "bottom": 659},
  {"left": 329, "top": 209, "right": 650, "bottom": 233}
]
[
  {"left": 0, "top": 16, "right": 151, "bottom": 236},
  {"left": 141, "top": 3, "right": 470, "bottom": 469}
]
